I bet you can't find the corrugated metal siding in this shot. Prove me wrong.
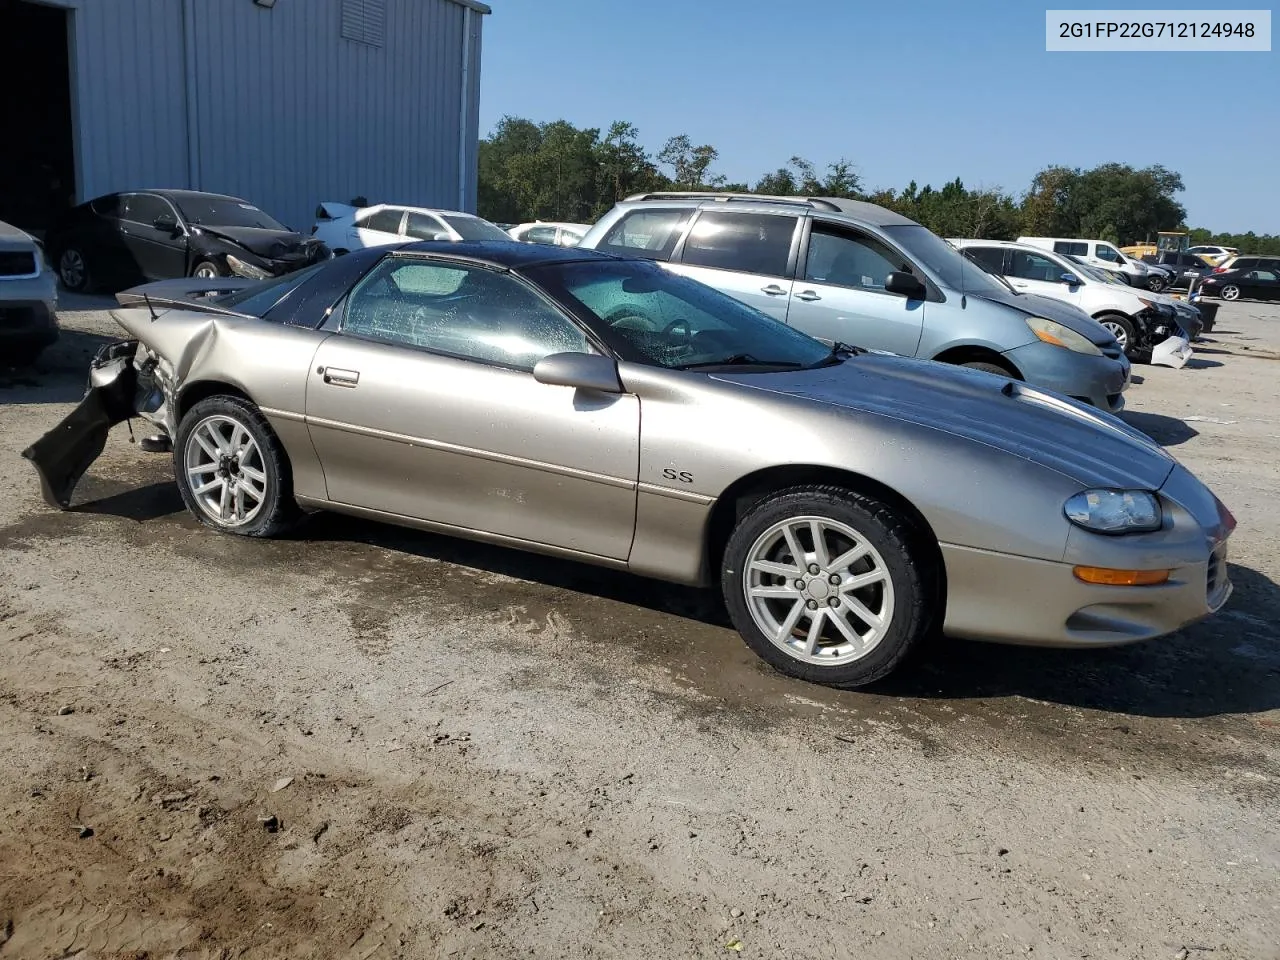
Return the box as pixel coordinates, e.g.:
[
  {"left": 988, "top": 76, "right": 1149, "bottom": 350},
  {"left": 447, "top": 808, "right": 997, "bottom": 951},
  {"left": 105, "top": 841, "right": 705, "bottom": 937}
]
[
  {"left": 68, "top": 0, "right": 479, "bottom": 230},
  {"left": 69, "top": 0, "right": 190, "bottom": 197}
]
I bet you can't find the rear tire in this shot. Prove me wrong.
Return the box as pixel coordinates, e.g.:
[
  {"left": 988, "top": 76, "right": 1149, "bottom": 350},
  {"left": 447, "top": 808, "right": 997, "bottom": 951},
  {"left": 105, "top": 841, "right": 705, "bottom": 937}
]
[
  {"left": 721, "top": 485, "right": 934, "bottom": 688},
  {"left": 173, "top": 395, "right": 300, "bottom": 538},
  {"left": 58, "top": 247, "right": 92, "bottom": 292}
]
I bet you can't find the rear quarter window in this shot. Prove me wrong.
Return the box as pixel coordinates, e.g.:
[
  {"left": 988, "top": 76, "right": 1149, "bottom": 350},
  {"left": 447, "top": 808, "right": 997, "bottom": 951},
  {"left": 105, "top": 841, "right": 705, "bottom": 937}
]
[{"left": 595, "top": 209, "right": 693, "bottom": 260}]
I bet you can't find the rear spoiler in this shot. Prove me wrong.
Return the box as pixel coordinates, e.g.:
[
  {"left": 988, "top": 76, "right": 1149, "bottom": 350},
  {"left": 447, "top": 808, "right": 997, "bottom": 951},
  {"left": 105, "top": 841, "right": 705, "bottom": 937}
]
[
  {"left": 315, "top": 201, "right": 358, "bottom": 222},
  {"left": 114, "top": 277, "right": 257, "bottom": 317}
]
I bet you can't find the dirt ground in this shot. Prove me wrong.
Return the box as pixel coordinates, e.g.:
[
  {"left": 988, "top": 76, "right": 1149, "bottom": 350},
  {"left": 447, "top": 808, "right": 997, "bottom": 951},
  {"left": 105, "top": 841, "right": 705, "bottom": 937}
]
[{"left": 1, "top": 293, "right": 1278, "bottom": 960}]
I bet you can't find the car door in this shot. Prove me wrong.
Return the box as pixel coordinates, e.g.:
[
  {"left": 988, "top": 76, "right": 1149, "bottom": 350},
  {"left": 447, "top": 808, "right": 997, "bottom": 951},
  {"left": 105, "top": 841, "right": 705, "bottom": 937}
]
[
  {"left": 120, "top": 193, "right": 188, "bottom": 280},
  {"left": 1244, "top": 269, "right": 1280, "bottom": 300},
  {"left": 351, "top": 208, "right": 406, "bottom": 249},
  {"left": 305, "top": 255, "right": 640, "bottom": 560},
  {"left": 783, "top": 220, "right": 925, "bottom": 356},
  {"left": 666, "top": 210, "right": 799, "bottom": 322},
  {"left": 1003, "top": 248, "right": 1085, "bottom": 306}
]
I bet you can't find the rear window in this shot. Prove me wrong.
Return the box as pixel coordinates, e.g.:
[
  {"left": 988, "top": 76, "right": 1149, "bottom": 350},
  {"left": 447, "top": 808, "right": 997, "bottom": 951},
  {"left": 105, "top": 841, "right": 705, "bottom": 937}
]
[
  {"left": 595, "top": 208, "right": 693, "bottom": 260},
  {"left": 440, "top": 215, "right": 510, "bottom": 242},
  {"left": 215, "top": 262, "right": 326, "bottom": 316}
]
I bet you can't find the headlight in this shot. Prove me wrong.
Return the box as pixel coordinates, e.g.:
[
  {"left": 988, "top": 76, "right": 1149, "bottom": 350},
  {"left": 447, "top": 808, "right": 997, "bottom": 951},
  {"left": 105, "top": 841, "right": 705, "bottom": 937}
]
[
  {"left": 1064, "top": 489, "right": 1162, "bottom": 534},
  {"left": 225, "top": 255, "right": 271, "bottom": 280},
  {"left": 1026, "top": 316, "right": 1102, "bottom": 356}
]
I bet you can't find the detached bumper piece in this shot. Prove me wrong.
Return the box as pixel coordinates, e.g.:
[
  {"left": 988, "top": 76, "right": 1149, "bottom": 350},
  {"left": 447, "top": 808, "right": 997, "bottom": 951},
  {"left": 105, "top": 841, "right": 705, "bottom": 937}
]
[{"left": 21, "top": 340, "right": 141, "bottom": 509}]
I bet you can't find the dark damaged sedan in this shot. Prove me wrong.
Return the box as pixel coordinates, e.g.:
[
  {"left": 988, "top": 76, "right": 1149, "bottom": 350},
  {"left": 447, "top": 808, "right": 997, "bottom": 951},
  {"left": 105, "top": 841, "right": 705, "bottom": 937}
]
[{"left": 45, "top": 190, "right": 330, "bottom": 292}]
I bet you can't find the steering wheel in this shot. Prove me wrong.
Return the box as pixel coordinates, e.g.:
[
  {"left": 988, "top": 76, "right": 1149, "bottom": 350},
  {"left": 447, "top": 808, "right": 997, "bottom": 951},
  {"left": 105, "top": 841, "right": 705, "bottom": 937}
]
[
  {"left": 604, "top": 306, "right": 657, "bottom": 333},
  {"left": 662, "top": 318, "right": 692, "bottom": 340}
]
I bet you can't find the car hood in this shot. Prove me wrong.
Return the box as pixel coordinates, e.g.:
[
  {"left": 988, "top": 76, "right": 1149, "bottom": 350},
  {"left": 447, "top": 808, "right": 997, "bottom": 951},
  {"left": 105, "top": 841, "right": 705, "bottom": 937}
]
[
  {"left": 0, "top": 219, "right": 39, "bottom": 252},
  {"left": 193, "top": 225, "right": 311, "bottom": 258},
  {"left": 713, "top": 354, "right": 1174, "bottom": 490},
  {"left": 968, "top": 287, "right": 1115, "bottom": 346}
]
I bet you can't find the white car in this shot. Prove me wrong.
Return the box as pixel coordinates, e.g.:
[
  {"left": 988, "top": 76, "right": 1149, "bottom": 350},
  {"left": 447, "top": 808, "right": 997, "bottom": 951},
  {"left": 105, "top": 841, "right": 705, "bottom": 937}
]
[
  {"left": 1017, "top": 236, "right": 1151, "bottom": 288},
  {"left": 311, "top": 202, "right": 510, "bottom": 254},
  {"left": 1186, "top": 245, "right": 1237, "bottom": 266},
  {"left": 952, "top": 239, "right": 1182, "bottom": 360},
  {"left": 507, "top": 221, "right": 591, "bottom": 247}
]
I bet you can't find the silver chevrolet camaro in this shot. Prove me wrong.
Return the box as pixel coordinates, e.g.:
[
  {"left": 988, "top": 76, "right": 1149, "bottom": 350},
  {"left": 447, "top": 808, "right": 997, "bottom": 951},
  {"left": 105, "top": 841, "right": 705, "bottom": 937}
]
[{"left": 24, "top": 242, "right": 1236, "bottom": 688}]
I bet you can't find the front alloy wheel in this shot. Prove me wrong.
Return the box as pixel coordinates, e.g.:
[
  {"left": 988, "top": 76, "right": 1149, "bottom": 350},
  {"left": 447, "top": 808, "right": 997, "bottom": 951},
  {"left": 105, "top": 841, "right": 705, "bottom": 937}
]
[
  {"left": 743, "top": 516, "right": 896, "bottom": 665},
  {"left": 721, "top": 486, "right": 934, "bottom": 688}
]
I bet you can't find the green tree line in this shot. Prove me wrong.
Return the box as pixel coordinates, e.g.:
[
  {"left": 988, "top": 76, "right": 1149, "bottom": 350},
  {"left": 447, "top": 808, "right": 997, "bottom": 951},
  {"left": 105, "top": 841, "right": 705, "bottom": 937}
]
[{"left": 478, "top": 116, "right": 1280, "bottom": 255}]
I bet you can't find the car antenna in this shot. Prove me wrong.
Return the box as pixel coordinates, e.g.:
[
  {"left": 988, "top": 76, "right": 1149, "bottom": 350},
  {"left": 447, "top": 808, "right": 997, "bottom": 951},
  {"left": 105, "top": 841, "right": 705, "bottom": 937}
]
[{"left": 142, "top": 291, "right": 159, "bottom": 322}]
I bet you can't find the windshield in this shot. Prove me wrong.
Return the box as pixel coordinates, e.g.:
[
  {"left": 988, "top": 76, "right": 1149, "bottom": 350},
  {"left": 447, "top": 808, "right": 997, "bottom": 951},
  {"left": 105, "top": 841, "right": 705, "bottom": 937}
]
[
  {"left": 213, "top": 262, "right": 325, "bottom": 314},
  {"left": 883, "top": 224, "right": 1010, "bottom": 296},
  {"left": 441, "top": 215, "right": 511, "bottom": 242},
  {"left": 175, "top": 196, "right": 288, "bottom": 231},
  {"left": 528, "top": 259, "right": 833, "bottom": 371}
]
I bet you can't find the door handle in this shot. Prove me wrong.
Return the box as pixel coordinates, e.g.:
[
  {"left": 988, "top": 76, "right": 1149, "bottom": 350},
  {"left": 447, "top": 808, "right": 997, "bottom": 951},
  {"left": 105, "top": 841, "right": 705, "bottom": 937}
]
[
  {"left": 794, "top": 290, "right": 822, "bottom": 302},
  {"left": 321, "top": 366, "right": 360, "bottom": 387},
  {"left": 760, "top": 284, "right": 788, "bottom": 296}
]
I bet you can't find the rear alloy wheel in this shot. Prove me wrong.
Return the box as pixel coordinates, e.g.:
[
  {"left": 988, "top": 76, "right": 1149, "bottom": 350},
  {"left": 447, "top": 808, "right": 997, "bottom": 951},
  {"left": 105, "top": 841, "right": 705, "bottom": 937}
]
[
  {"left": 192, "top": 260, "right": 225, "bottom": 279},
  {"left": 1220, "top": 285, "right": 1241, "bottom": 301},
  {"left": 58, "top": 247, "right": 91, "bottom": 292},
  {"left": 721, "top": 486, "right": 933, "bottom": 688},
  {"left": 174, "top": 395, "right": 299, "bottom": 537},
  {"left": 1096, "top": 313, "right": 1136, "bottom": 353}
]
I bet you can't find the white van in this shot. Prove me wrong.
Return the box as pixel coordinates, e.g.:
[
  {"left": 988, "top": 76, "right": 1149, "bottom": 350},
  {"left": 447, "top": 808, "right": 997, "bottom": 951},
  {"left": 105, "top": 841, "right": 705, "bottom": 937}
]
[{"left": 1018, "top": 236, "right": 1151, "bottom": 288}]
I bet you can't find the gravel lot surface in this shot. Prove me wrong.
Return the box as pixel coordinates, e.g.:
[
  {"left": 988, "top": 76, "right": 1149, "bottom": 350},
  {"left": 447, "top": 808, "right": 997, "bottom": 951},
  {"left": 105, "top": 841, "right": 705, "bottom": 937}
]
[{"left": 1, "top": 294, "right": 1277, "bottom": 959}]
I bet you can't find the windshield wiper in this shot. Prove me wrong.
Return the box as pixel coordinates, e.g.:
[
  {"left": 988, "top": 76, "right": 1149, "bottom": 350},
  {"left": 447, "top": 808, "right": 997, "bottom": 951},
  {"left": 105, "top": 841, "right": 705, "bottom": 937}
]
[
  {"left": 814, "top": 341, "right": 863, "bottom": 366},
  {"left": 675, "top": 354, "right": 804, "bottom": 370}
]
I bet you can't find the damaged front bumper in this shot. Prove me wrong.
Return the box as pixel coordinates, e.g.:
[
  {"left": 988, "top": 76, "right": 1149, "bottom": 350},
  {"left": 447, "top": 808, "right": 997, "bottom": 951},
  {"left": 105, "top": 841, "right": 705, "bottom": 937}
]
[{"left": 20, "top": 339, "right": 168, "bottom": 509}]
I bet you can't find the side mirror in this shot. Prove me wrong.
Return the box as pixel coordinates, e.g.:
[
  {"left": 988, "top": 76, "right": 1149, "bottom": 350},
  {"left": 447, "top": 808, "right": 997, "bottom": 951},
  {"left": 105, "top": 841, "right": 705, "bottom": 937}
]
[
  {"left": 1061, "top": 273, "right": 1080, "bottom": 285},
  {"left": 533, "top": 352, "right": 622, "bottom": 393},
  {"left": 884, "top": 271, "right": 926, "bottom": 299},
  {"left": 154, "top": 214, "right": 178, "bottom": 233}
]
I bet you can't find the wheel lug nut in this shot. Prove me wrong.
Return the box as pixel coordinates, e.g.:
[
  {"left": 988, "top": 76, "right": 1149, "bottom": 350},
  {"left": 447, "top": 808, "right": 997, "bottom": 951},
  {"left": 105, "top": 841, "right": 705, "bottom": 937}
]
[
  {"left": 828, "top": 574, "right": 841, "bottom": 585},
  {"left": 793, "top": 579, "right": 805, "bottom": 590},
  {"left": 827, "top": 597, "right": 840, "bottom": 607},
  {"left": 807, "top": 563, "right": 820, "bottom": 575},
  {"left": 806, "top": 599, "right": 818, "bottom": 610}
]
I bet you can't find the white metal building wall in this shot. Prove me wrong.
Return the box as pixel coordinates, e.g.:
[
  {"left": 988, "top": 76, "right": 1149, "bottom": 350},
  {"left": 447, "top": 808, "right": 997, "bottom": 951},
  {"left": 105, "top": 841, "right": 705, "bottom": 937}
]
[{"left": 49, "top": 0, "right": 485, "bottom": 229}]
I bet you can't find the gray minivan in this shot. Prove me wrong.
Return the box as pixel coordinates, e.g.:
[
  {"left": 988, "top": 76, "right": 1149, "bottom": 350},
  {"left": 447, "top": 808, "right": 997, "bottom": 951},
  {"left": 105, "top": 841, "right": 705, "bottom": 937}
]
[{"left": 578, "top": 193, "right": 1131, "bottom": 412}]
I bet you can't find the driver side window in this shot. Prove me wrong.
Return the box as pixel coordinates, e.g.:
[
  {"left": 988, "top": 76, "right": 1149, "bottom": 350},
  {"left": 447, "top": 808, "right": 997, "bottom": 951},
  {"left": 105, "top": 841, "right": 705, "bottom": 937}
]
[
  {"left": 804, "top": 226, "right": 905, "bottom": 293},
  {"left": 342, "top": 258, "right": 589, "bottom": 370}
]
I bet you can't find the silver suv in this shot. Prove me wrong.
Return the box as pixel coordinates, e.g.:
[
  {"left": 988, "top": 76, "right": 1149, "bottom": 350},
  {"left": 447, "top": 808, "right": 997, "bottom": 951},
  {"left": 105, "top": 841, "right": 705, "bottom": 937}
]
[{"left": 578, "top": 193, "right": 1130, "bottom": 412}]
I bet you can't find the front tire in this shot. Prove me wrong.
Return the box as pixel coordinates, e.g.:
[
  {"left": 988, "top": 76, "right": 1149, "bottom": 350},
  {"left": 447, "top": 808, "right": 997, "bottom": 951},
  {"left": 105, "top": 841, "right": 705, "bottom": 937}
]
[
  {"left": 1220, "top": 285, "right": 1241, "bottom": 301},
  {"left": 1147, "top": 275, "right": 1167, "bottom": 293},
  {"left": 961, "top": 360, "right": 1012, "bottom": 377},
  {"left": 192, "top": 259, "right": 225, "bottom": 279},
  {"left": 721, "top": 485, "right": 934, "bottom": 688},
  {"left": 1095, "top": 313, "right": 1137, "bottom": 355},
  {"left": 174, "top": 395, "right": 299, "bottom": 537}
]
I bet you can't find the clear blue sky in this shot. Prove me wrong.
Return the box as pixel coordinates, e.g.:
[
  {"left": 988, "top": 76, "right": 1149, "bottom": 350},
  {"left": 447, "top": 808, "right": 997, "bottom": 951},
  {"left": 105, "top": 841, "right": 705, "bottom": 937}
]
[{"left": 478, "top": 0, "right": 1277, "bottom": 234}]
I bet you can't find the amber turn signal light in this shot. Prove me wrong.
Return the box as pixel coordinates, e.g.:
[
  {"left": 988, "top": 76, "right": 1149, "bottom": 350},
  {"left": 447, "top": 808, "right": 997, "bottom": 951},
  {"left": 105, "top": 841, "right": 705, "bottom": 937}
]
[{"left": 1073, "top": 566, "right": 1171, "bottom": 586}]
